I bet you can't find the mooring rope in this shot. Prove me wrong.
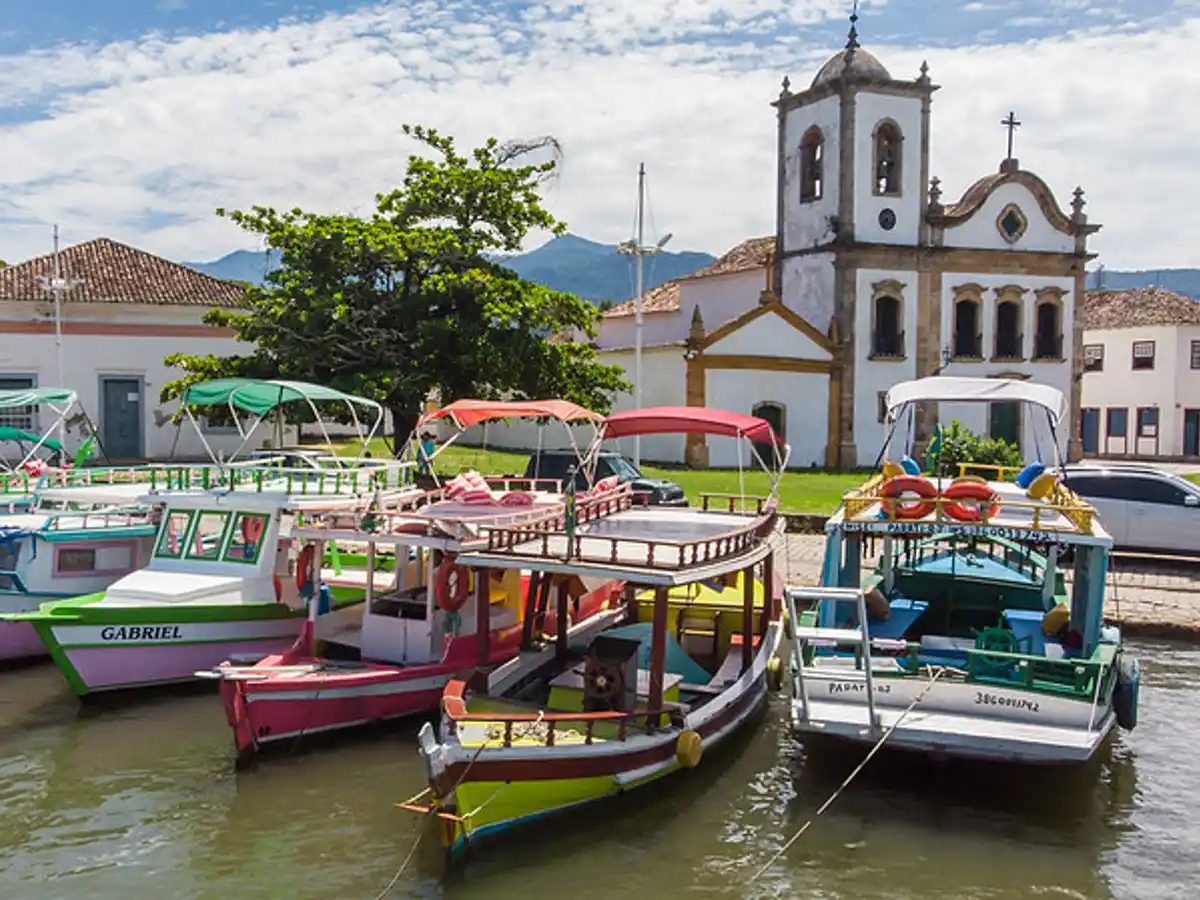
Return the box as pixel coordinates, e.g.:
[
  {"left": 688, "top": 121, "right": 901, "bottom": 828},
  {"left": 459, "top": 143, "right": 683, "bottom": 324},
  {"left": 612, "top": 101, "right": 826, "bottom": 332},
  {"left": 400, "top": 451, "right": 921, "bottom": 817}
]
[{"left": 747, "top": 665, "right": 947, "bottom": 884}]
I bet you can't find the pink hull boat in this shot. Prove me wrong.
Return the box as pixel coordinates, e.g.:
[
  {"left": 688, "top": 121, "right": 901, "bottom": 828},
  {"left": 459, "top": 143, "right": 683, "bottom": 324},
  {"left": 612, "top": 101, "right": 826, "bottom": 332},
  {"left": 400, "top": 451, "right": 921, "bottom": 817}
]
[
  {"left": 215, "top": 581, "right": 621, "bottom": 764},
  {"left": 0, "top": 619, "right": 47, "bottom": 663}
]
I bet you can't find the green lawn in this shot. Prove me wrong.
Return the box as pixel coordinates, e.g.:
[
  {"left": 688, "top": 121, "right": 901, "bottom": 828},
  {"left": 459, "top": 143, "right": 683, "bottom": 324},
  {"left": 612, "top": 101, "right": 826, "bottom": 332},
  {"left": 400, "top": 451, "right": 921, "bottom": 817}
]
[
  {"left": 1187, "top": 474, "right": 1200, "bottom": 487},
  {"left": 336, "top": 437, "right": 862, "bottom": 515}
]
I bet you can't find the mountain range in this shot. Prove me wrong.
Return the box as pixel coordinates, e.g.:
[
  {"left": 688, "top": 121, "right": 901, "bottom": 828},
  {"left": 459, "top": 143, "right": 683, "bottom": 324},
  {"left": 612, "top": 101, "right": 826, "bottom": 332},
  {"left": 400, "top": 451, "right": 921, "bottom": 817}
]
[{"left": 183, "top": 236, "right": 1200, "bottom": 302}]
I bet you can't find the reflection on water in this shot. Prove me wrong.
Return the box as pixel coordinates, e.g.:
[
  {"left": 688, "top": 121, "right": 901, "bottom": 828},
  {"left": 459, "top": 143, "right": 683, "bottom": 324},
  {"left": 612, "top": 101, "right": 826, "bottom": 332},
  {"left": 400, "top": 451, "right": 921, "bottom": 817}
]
[{"left": 0, "top": 641, "right": 1196, "bottom": 899}]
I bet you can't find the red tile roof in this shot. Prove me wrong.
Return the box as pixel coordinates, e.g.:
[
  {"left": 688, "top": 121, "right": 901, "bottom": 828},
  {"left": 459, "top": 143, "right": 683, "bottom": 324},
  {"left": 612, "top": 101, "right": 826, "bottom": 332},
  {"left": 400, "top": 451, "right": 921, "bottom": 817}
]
[
  {"left": 604, "top": 236, "right": 772, "bottom": 319},
  {"left": 1083, "top": 287, "right": 1200, "bottom": 329},
  {"left": 0, "top": 237, "right": 247, "bottom": 308}
]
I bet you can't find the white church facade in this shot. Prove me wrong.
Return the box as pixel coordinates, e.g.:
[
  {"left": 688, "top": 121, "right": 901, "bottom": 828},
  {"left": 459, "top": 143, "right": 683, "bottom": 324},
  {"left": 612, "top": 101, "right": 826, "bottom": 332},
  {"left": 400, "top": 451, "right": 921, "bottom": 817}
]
[{"left": 479, "top": 24, "right": 1100, "bottom": 470}]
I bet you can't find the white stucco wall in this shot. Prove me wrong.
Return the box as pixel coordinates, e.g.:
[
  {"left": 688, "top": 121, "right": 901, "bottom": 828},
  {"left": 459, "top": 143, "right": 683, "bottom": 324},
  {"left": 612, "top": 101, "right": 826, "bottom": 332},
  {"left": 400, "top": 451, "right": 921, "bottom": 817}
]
[
  {"left": 0, "top": 301, "right": 263, "bottom": 461},
  {"left": 941, "top": 181, "right": 1075, "bottom": 254},
  {"left": 1080, "top": 324, "right": 1200, "bottom": 457},
  {"left": 595, "top": 310, "right": 682, "bottom": 351},
  {"left": 853, "top": 91, "right": 924, "bottom": 247},
  {"left": 782, "top": 95, "right": 841, "bottom": 252},
  {"left": 780, "top": 253, "right": 835, "bottom": 336},
  {"left": 853, "top": 267, "right": 920, "bottom": 454},
  {"left": 705, "top": 368, "right": 829, "bottom": 468}
]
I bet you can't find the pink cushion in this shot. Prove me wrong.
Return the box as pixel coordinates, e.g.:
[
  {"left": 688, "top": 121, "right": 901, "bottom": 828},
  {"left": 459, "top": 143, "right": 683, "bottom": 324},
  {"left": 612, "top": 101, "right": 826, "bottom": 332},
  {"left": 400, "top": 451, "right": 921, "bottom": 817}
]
[
  {"left": 499, "top": 491, "right": 535, "bottom": 507},
  {"left": 593, "top": 476, "right": 620, "bottom": 494},
  {"left": 459, "top": 488, "right": 496, "bottom": 505}
]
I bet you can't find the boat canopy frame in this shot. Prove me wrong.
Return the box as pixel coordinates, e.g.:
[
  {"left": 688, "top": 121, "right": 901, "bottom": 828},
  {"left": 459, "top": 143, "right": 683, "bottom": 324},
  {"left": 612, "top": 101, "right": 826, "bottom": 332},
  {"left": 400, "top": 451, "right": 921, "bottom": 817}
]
[
  {"left": 882, "top": 376, "right": 1067, "bottom": 469},
  {"left": 412, "top": 399, "right": 605, "bottom": 488},
  {"left": 596, "top": 406, "right": 791, "bottom": 497},
  {"left": 0, "top": 387, "right": 103, "bottom": 472},
  {"left": 173, "top": 378, "right": 384, "bottom": 466}
]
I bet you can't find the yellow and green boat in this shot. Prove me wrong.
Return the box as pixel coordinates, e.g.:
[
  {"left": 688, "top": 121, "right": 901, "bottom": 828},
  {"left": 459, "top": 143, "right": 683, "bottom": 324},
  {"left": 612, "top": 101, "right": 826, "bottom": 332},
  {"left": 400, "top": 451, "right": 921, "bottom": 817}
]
[{"left": 406, "top": 405, "right": 789, "bottom": 858}]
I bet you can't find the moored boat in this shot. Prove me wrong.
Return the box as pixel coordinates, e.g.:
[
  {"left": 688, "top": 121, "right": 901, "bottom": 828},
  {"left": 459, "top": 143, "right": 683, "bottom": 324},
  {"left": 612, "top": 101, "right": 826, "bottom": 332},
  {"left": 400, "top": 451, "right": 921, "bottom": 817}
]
[
  {"left": 199, "top": 399, "right": 624, "bottom": 765},
  {"left": 786, "top": 376, "right": 1139, "bottom": 765},
  {"left": 403, "top": 406, "right": 790, "bottom": 858}
]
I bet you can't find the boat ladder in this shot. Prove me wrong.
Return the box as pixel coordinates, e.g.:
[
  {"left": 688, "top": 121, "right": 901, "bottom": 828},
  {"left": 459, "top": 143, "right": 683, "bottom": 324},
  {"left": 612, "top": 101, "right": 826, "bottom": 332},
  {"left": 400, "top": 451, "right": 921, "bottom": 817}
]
[{"left": 785, "top": 587, "right": 907, "bottom": 732}]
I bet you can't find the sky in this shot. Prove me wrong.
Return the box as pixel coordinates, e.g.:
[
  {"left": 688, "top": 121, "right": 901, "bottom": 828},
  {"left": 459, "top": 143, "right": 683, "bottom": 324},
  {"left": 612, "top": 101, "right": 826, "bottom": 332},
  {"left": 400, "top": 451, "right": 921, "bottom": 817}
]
[{"left": 0, "top": 0, "right": 1195, "bottom": 270}]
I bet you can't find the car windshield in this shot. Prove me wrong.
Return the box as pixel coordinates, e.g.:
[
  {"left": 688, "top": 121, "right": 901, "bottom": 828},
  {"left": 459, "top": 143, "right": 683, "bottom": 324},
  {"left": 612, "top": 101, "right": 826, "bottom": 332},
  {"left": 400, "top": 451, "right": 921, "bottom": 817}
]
[{"left": 601, "top": 454, "right": 641, "bottom": 480}]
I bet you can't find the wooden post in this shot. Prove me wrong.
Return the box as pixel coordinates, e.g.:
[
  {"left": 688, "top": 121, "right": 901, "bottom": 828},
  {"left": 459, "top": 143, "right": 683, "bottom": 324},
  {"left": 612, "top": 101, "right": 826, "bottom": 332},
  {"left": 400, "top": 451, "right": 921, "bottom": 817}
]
[
  {"left": 534, "top": 573, "right": 553, "bottom": 638},
  {"left": 476, "top": 568, "right": 491, "bottom": 670},
  {"left": 520, "top": 571, "right": 541, "bottom": 651},
  {"left": 761, "top": 552, "right": 775, "bottom": 636},
  {"left": 741, "top": 563, "right": 754, "bottom": 673},
  {"left": 648, "top": 585, "right": 668, "bottom": 728},
  {"left": 555, "top": 576, "right": 569, "bottom": 663}
]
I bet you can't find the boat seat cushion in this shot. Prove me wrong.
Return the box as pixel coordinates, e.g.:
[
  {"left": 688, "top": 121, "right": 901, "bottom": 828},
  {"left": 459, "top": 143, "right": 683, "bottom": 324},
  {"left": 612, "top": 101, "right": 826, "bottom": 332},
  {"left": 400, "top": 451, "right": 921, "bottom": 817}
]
[{"left": 1014, "top": 461, "right": 1046, "bottom": 489}]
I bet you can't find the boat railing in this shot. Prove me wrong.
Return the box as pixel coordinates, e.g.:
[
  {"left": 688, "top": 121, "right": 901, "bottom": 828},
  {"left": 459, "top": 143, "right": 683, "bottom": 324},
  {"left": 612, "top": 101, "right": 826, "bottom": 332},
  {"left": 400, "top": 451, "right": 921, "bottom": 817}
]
[
  {"left": 441, "top": 679, "right": 680, "bottom": 745},
  {"left": 955, "top": 462, "right": 1024, "bottom": 482},
  {"left": 40, "top": 509, "right": 158, "bottom": 532},
  {"left": 478, "top": 494, "right": 779, "bottom": 571},
  {"left": 840, "top": 474, "right": 1096, "bottom": 534},
  {"left": 699, "top": 493, "right": 771, "bottom": 515}
]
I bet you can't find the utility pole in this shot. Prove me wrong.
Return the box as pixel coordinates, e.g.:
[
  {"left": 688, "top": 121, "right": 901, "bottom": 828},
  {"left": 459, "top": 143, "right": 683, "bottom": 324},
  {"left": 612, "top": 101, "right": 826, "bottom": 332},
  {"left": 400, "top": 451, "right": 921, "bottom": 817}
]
[
  {"left": 36, "top": 225, "right": 83, "bottom": 445},
  {"left": 617, "top": 164, "right": 672, "bottom": 469}
]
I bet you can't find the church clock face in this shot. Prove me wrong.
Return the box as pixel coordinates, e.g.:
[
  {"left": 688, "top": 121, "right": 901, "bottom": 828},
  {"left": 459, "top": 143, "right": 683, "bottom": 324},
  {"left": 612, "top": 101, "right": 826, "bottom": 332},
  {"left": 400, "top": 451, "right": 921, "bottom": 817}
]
[{"left": 879, "top": 208, "right": 897, "bottom": 231}]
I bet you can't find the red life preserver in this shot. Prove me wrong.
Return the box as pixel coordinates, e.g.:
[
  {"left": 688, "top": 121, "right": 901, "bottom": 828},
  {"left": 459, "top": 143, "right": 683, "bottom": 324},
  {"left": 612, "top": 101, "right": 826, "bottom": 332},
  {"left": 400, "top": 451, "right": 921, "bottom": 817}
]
[
  {"left": 242, "top": 515, "right": 264, "bottom": 544},
  {"left": 435, "top": 556, "right": 470, "bottom": 613},
  {"left": 941, "top": 481, "right": 1001, "bottom": 523},
  {"left": 880, "top": 476, "right": 937, "bottom": 520},
  {"left": 297, "top": 543, "right": 316, "bottom": 591}
]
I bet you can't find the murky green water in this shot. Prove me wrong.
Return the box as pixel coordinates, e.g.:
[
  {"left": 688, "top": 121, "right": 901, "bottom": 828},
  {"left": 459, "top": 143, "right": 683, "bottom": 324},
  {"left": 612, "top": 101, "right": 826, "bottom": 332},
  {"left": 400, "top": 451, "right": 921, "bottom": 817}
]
[{"left": 0, "top": 641, "right": 1194, "bottom": 899}]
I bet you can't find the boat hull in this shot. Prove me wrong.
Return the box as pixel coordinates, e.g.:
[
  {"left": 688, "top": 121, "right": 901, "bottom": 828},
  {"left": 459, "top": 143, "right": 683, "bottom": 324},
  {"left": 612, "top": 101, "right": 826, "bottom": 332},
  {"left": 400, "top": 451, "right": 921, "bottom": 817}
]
[
  {"left": 0, "top": 619, "right": 46, "bottom": 662},
  {"left": 790, "top": 664, "right": 1117, "bottom": 765},
  {"left": 27, "top": 606, "right": 309, "bottom": 696},
  {"left": 418, "top": 621, "right": 783, "bottom": 857},
  {"left": 217, "top": 585, "right": 619, "bottom": 762}
]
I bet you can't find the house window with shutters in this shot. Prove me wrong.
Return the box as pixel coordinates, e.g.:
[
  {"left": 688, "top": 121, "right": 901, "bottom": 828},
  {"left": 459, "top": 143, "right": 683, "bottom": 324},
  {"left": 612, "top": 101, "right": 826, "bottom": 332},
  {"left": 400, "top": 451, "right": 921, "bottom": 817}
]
[{"left": 1132, "top": 340, "right": 1156, "bottom": 371}]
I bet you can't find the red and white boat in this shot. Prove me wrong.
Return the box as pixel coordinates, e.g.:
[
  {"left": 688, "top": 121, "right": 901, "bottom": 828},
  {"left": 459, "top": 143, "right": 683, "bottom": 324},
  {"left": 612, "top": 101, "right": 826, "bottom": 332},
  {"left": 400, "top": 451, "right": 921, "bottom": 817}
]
[{"left": 199, "top": 399, "right": 628, "bottom": 765}]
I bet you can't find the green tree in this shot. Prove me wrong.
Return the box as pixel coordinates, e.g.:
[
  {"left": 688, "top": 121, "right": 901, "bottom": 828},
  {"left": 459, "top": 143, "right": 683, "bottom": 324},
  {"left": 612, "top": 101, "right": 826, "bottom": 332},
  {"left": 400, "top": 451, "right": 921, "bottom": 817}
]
[
  {"left": 163, "top": 125, "right": 628, "bottom": 453},
  {"left": 929, "top": 419, "right": 1023, "bottom": 477}
]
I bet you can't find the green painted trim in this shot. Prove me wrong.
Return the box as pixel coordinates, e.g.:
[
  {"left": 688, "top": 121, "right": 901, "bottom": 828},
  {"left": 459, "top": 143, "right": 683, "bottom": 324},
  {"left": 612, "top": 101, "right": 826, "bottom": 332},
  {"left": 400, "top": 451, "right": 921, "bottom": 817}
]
[
  {"left": 39, "top": 526, "right": 157, "bottom": 543},
  {"left": 184, "top": 509, "right": 232, "bottom": 562},
  {"left": 223, "top": 512, "right": 270, "bottom": 565},
  {"left": 155, "top": 509, "right": 195, "bottom": 559}
]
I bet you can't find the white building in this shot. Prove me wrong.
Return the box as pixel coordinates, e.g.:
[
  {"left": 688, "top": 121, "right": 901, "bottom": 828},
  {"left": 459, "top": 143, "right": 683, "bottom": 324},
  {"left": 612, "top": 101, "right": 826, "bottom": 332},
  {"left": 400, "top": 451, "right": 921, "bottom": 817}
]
[
  {"left": 0, "top": 237, "right": 260, "bottom": 462},
  {"left": 485, "top": 22, "right": 1100, "bottom": 470},
  {"left": 1080, "top": 287, "right": 1200, "bottom": 459}
]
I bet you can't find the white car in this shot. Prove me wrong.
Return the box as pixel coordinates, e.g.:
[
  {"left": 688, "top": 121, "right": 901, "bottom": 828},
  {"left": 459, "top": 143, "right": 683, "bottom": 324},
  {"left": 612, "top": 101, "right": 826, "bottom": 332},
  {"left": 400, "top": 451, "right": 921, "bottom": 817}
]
[{"left": 1062, "top": 464, "right": 1200, "bottom": 555}]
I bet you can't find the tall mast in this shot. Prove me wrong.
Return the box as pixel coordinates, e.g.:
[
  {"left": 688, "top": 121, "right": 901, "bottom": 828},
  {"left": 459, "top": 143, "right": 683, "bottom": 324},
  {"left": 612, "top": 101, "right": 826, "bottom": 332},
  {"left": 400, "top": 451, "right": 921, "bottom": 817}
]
[{"left": 633, "top": 162, "right": 645, "bottom": 468}]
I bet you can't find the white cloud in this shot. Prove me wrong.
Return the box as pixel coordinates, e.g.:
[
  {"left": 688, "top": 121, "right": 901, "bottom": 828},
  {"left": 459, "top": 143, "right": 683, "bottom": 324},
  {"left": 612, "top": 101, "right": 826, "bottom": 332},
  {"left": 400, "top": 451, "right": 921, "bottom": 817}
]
[{"left": 0, "top": 1, "right": 1195, "bottom": 271}]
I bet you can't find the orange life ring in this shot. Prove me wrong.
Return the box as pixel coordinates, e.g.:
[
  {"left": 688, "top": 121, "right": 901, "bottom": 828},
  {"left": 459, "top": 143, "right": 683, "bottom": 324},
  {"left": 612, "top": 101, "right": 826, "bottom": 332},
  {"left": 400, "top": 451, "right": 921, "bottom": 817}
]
[
  {"left": 941, "top": 480, "right": 1001, "bottom": 522},
  {"left": 880, "top": 476, "right": 937, "bottom": 520},
  {"left": 242, "top": 515, "right": 264, "bottom": 544},
  {"left": 297, "top": 543, "right": 316, "bottom": 591},
  {"left": 435, "top": 556, "right": 470, "bottom": 613},
  {"left": 273, "top": 573, "right": 282, "bottom": 603}
]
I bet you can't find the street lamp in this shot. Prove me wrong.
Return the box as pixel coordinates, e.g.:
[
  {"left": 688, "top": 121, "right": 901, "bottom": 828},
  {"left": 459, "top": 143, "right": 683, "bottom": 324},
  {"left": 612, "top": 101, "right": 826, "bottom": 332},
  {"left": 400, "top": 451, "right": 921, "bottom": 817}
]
[
  {"left": 35, "top": 225, "right": 83, "bottom": 445},
  {"left": 616, "top": 163, "right": 672, "bottom": 468}
]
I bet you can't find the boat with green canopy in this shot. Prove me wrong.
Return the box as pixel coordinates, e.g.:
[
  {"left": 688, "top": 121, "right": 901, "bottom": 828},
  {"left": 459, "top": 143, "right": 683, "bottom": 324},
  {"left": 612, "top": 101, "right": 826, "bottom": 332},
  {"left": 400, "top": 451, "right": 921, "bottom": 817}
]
[{"left": 0, "top": 387, "right": 103, "bottom": 510}]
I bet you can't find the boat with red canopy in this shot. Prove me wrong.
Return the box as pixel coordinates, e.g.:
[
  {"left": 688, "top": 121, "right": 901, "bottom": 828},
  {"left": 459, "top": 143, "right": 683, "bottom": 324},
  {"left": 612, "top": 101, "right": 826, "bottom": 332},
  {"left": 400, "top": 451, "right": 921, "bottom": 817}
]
[
  {"left": 402, "top": 405, "right": 789, "bottom": 860},
  {"left": 198, "top": 399, "right": 623, "bottom": 766}
]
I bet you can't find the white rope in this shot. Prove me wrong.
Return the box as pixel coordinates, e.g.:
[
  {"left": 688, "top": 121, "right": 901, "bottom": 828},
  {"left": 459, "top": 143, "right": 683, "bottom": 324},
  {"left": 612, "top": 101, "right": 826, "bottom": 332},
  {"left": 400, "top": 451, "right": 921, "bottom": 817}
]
[{"left": 747, "top": 666, "right": 947, "bottom": 884}]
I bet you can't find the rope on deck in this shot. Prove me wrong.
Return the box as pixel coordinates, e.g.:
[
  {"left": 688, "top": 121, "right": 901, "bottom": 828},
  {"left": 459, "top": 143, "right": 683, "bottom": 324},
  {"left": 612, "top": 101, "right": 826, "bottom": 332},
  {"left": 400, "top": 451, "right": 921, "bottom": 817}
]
[{"left": 747, "top": 665, "right": 947, "bottom": 885}]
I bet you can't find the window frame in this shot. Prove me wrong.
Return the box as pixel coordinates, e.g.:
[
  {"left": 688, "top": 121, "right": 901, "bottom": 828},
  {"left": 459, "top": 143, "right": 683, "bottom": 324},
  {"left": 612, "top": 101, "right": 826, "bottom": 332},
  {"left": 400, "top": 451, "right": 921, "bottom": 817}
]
[
  {"left": 1082, "top": 343, "right": 1105, "bottom": 372},
  {"left": 1191, "top": 339, "right": 1200, "bottom": 370},
  {"left": 871, "top": 119, "right": 903, "bottom": 197},
  {"left": 1136, "top": 406, "right": 1159, "bottom": 439},
  {"left": 155, "top": 510, "right": 197, "bottom": 560},
  {"left": 799, "top": 127, "right": 824, "bottom": 203},
  {"left": 1132, "top": 340, "right": 1156, "bottom": 371},
  {"left": 1106, "top": 407, "right": 1128, "bottom": 439},
  {"left": 184, "top": 510, "right": 232, "bottom": 562},
  {"left": 223, "top": 512, "right": 271, "bottom": 565}
]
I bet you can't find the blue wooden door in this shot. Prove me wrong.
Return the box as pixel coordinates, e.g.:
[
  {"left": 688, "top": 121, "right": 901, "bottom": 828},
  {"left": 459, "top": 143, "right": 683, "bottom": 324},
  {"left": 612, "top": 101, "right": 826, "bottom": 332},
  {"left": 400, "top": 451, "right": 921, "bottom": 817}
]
[
  {"left": 1185, "top": 410, "right": 1200, "bottom": 457},
  {"left": 1080, "top": 408, "right": 1100, "bottom": 455},
  {"left": 101, "top": 378, "right": 143, "bottom": 460}
]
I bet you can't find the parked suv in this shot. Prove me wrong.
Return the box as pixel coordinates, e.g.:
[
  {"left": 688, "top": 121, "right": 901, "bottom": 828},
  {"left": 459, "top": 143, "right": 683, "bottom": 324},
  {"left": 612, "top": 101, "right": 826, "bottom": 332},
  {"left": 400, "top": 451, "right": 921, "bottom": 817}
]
[
  {"left": 1061, "top": 464, "right": 1200, "bottom": 555},
  {"left": 522, "top": 450, "right": 688, "bottom": 507}
]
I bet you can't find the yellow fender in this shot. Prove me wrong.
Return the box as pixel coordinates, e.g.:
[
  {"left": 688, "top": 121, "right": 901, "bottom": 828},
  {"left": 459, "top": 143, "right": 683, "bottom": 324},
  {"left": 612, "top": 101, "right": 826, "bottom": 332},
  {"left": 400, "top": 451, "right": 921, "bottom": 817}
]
[
  {"left": 1027, "top": 471, "right": 1058, "bottom": 500},
  {"left": 676, "top": 730, "right": 703, "bottom": 768},
  {"left": 766, "top": 656, "right": 784, "bottom": 692},
  {"left": 882, "top": 461, "right": 904, "bottom": 479}
]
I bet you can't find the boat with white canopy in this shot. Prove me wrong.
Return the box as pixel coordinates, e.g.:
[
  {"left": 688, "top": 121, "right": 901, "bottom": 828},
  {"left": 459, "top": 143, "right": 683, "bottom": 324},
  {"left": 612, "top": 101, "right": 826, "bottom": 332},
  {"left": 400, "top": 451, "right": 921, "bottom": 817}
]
[{"left": 785, "top": 376, "right": 1139, "bottom": 765}]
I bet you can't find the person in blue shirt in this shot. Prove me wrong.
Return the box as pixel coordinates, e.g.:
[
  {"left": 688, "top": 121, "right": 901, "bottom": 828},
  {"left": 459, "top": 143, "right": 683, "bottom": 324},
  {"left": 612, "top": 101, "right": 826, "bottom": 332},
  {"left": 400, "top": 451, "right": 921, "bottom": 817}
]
[{"left": 416, "top": 432, "right": 436, "bottom": 476}]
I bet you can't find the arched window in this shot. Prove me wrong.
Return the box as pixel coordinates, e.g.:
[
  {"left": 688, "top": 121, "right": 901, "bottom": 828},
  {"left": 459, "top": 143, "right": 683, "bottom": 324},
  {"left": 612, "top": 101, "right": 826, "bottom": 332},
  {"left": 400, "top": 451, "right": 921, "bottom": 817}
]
[
  {"left": 799, "top": 127, "right": 824, "bottom": 203},
  {"left": 1034, "top": 301, "right": 1062, "bottom": 360},
  {"left": 953, "top": 298, "right": 981, "bottom": 359},
  {"left": 872, "top": 295, "right": 903, "bottom": 358},
  {"left": 751, "top": 402, "right": 786, "bottom": 462},
  {"left": 873, "top": 121, "right": 902, "bottom": 196},
  {"left": 994, "top": 301, "right": 1022, "bottom": 359}
]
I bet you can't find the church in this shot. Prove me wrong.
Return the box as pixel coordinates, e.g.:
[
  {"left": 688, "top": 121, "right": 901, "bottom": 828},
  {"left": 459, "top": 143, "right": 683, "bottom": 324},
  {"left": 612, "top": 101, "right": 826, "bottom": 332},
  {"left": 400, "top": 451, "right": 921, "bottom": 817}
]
[{"left": 592, "top": 21, "right": 1099, "bottom": 470}]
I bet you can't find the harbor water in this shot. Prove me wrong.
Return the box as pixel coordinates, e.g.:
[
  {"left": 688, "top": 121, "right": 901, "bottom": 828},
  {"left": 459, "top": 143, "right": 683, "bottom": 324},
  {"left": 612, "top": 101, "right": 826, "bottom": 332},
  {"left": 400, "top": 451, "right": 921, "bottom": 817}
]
[{"left": 0, "top": 639, "right": 1195, "bottom": 899}]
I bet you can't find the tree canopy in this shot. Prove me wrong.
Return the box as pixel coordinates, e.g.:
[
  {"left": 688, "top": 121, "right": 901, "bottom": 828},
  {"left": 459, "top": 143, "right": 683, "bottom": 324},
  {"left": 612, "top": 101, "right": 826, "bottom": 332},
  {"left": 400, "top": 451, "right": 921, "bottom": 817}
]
[{"left": 163, "top": 124, "right": 628, "bottom": 451}]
